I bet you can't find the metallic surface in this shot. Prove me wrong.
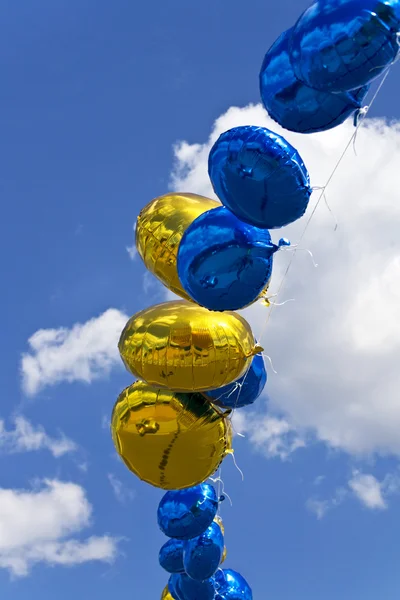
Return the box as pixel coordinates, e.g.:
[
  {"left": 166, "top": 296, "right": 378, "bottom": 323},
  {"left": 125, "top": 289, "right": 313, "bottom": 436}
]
[
  {"left": 112, "top": 383, "right": 232, "bottom": 490},
  {"left": 204, "top": 353, "right": 267, "bottom": 409},
  {"left": 183, "top": 521, "right": 224, "bottom": 581},
  {"left": 260, "top": 28, "right": 369, "bottom": 133},
  {"left": 208, "top": 125, "right": 311, "bottom": 229},
  {"left": 161, "top": 585, "right": 175, "bottom": 600},
  {"left": 158, "top": 484, "right": 218, "bottom": 540},
  {"left": 118, "top": 300, "right": 260, "bottom": 392},
  {"left": 177, "top": 206, "right": 277, "bottom": 311},
  {"left": 135, "top": 193, "right": 219, "bottom": 299},
  {"left": 214, "top": 569, "right": 253, "bottom": 600},
  {"left": 179, "top": 573, "right": 215, "bottom": 600},
  {"left": 159, "top": 538, "right": 185, "bottom": 574},
  {"left": 290, "top": 0, "right": 400, "bottom": 92}
]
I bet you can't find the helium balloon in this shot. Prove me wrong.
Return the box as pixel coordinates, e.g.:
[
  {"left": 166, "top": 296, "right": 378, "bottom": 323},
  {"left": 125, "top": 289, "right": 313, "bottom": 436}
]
[
  {"left": 169, "top": 574, "right": 184, "bottom": 600},
  {"left": 289, "top": 0, "right": 400, "bottom": 93},
  {"left": 135, "top": 193, "right": 219, "bottom": 300},
  {"left": 111, "top": 382, "right": 232, "bottom": 490},
  {"left": 208, "top": 125, "right": 311, "bottom": 229},
  {"left": 260, "top": 28, "right": 369, "bottom": 133},
  {"left": 213, "top": 515, "right": 225, "bottom": 535},
  {"left": 162, "top": 584, "right": 176, "bottom": 600},
  {"left": 179, "top": 573, "right": 215, "bottom": 600},
  {"left": 159, "top": 539, "right": 185, "bottom": 573},
  {"left": 183, "top": 521, "right": 224, "bottom": 581},
  {"left": 214, "top": 569, "right": 253, "bottom": 600},
  {"left": 177, "top": 206, "right": 285, "bottom": 311},
  {"left": 221, "top": 545, "right": 227, "bottom": 564},
  {"left": 158, "top": 484, "right": 218, "bottom": 540},
  {"left": 204, "top": 353, "right": 267, "bottom": 409},
  {"left": 118, "top": 300, "right": 261, "bottom": 392}
]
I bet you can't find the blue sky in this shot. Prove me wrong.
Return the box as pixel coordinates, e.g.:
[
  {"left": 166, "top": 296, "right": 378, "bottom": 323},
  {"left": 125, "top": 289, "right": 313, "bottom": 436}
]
[{"left": 2, "top": 1, "right": 400, "bottom": 599}]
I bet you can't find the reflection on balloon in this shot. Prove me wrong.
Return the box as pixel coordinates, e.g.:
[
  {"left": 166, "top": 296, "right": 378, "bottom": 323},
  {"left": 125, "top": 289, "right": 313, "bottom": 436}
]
[
  {"left": 289, "top": 0, "right": 400, "bottom": 92},
  {"left": 111, "top": 382, "right": 232, "bottom": 490},
  {"left": 183, "top": 521, "right": 224, "bottom": 581},
  {"left": 158, "top": 484, "right": 219, "bottom": 540},
  {"left": 159, "top": 538, "right": 185, "bottom": 573},
  {"left": 260, "top": 28, "right": 369, "bottom": 134},
  {"left": 214, "top": 569, "right": 253, "bottom": 600},
  {"left": 135, "top": 193, "right": 219, "bottom": 299},
  {"left": 208, "top": 125, "right": 311, "bottom": 229},
  {"left": 204, "top": 353, "right": 267, "bottom": 409},
  {"left": 118, "top": 300, "right": 260, "bottom": 392}
]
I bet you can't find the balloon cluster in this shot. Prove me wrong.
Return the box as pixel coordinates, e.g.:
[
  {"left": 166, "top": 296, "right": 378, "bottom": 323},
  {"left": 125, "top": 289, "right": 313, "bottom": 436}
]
[
  {"left": 158, "top": 483, "right": 252, "bottom": 600},
  {"left": 260, "top": 0, "right": 400, "bottom": 133}
]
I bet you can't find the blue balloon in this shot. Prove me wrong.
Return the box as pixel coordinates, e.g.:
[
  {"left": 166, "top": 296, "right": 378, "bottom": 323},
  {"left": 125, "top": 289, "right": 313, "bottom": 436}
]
[
  {"left": 289, "top": 0, "right": 400, "bottom": 93},
  {"left": 177, "top": 206, "right": 285, "bottom": 311},
  {"left": 260, "top": 28, "right": 369, "bottom": 133},
  {"left": 208, "top": 126, "right": 311, "bottom": 229},
  {"left": 158, "top": 484, "right": 218, "bottom": 540},
  {"left": 159, "top": 538, "right": 185, "bottom": 574},
  {"left": 183, "top": 521, "right": 224, "bottom": 581},
  {"left": 179, "top": 573, "right": 215, "bottom": 600},
  {"left": 214, "top": 569, "right": 253, "bottom": 600},
  {"left": 204, "top": 353, "right": 267, "bottom": 409},
  {"left": 169, "top": 573, "right": 185, "bottom": 600}
]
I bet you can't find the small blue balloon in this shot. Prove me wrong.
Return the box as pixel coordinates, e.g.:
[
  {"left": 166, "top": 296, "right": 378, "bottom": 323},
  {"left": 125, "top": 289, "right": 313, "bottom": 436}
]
[
  {"left": 177, "top": 206, "right": 280, "bottom": 311},
  {"left": 183, "top": 521, "right": 224, "bottom": 581},
  {"left": 204, "top": 354, "right": 267, "bottom": 409},
  {"left": 260, "top": 27, "right": 369, "bottom": 134},
  {"left": 214, "top": 569, "right": 253, "bottom": 600},
  {"left": 169, "top": 573, "right": 185, "bottom": 600},
  {"left": 208, "top": 126, "right": 311, "bottom": 229},
  {"left": 289, "top": 0, "right": 400, "bottom": 92},
  {"left": 179, "top": 573, "right": 215, "bottom": 600},
  {"left": 158, "top": 484, "right": 218, "bottom": 540},
  {"left": 159, "top": 538, "right": 185, "bottom": 574}
]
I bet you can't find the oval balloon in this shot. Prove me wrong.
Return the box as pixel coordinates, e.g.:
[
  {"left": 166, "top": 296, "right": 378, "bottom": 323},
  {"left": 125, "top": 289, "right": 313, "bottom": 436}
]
[
  {"left": 118, "top": 300, "right": 260, "bottom": 392},
  {"left": 214, "top": 569, "right": 253, "bottom": 600},
  {"left": 135, "top": 193, "right": 219, "bottom": 299},
  {"left": 162, "top": 584, "right": 176, "bottom": 600},
  {"left": 158, "top": 484, "right": 218, "bottom": 540},
  {"left": 169, "top": 574, "right": 185, "bottom": 600},
  {"left": 179, "top": 574, "right": 215, "bottom": 600},
  {"left": 260, "top": 28, "right": 369, "bottom": 134},
  {"left": 289, "top": 0, "right": 400, "bottom": 92},
  {"left": 204, "top": 353, "right": 267, "bottom": 409},
  {"left": 159, "top": 538, "right": 185, "bottom": 573},
  {"left": 183, "top": 521, "right": 224, "bottom": 581},
  {"left": 208, "top": 125, "right": 311, "bottom": 229},
  {"left": 177, "top": 206, "right": 280, "bottom": 311},
  {"left": 111, "top": 382, "right": 232, "bottom": 490}
]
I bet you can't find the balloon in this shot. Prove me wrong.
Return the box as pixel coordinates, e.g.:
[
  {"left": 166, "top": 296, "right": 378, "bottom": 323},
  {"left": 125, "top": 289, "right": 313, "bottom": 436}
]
[
  {"left": 177, "top": 206, "right": 284, "bottom": 311},
  {"left": 204, "top": 353, "right": 267, "bottom": 409},
  {"left": 169, "top": 574, "right": 185, "bottom": 600},
  {"left": 208, "top": 125, "right": 311, "bottom": 229},
  {"left": 214, "top": 569, "right": 253, "bottom": 600},
  {"left": 111, "top": 382, "right": 232, "bottom": 490},
  {"left": 221, "top": 545, "right": 227, "bottom": 563},
  {"left": 289, "top": 0, "right": 400, "bottom": 93},
  {"left": 135, "top": 193, "right": 219, "bottom": 300},
  {"left": 118, "top": 300, "right": 261, "bottom": 392},
  {"left": 213, "top": 515, "right": 225, "bottom": 535},
  {"left": 159, "top": 538, "right": 185, "bottom": 573},
  {"left": 260, "top": 28, "right": 369, "bottom": 134},
  {"left": 183, "top": 521, "right": 224, "bottom": 581},
  {"left": 158, "top": 484, "right": 218, "bottom": 540},
  {"left": 162, "top": 584, "right": 176, "bottom": 600},
  {"left": 179, "top": 573, "right": 215, "bottom": 600}
]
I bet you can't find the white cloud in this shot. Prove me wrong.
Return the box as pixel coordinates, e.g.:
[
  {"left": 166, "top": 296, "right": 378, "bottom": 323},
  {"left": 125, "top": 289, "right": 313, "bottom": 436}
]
[
  {"left": 126, "top": 222, "right": 138, "bottom": 261},
  {"left": 0, "top": 479, "right": 119, "bottom": 577},
  {"left": 21, "top": 309, "right": 128, "bottom": 396},
  {"left": 169, "top": 103, "right": 400, "bottom": 458},
  {"left": 349, "top": 472, "right": 387, "bottom": 510},
  {"left": 306, "top": 488, "right": 347, "bottom": 519},
  {"left": 0, "top": 417, "right": 76, "bottom": 458},
  {"left": 107, "top": 474, "right": 136, "bottom": 504}
]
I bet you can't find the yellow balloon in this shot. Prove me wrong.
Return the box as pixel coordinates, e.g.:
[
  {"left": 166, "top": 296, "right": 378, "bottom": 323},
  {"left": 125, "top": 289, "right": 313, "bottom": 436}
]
[
  {"left": 221, "top": 546, "right": 227, "bottom": 564},
  {"left": 214, "top": 515, "right": 225, "bottom": 535},
  {"left": 136, "top": 193, "right": 219, "bottom": 299},
  {"left": 118, "top": 300, "right": 262, "bottom": 392},
  {"left": 111, "top": 381, "right": 232, "bottom": 490},
  {"left": 161, "top": 585, "right": 174, "bottom": 600}
]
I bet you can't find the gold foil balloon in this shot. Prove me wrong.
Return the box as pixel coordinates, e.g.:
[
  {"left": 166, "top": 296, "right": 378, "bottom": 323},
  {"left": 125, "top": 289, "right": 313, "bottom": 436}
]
[
  {"left": 221, "top": 546, "right": 227, "bottom": 564},
  {"left": 136, "top": 193, "right": 219, "bottom": 299},
  {"left": 214, "top": 515, "right": 225, "bottom": 535},
  {"left": 118, "top": 300, "right": 262, "bottom": 392},
  {"left": 111, "top": 381, "right": 232, "bottom": 490},
  {"left": 161, "top": 585, "right": 174, "bottom": 600}
]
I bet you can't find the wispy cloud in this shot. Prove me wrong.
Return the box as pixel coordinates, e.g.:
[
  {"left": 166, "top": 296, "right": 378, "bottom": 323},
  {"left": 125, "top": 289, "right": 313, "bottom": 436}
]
[
  {"left": 0, "top": 417, "right": 76, "bottom": 458},
  {"left": 107, "top": 474, "right": 136, "bottom": 504}
]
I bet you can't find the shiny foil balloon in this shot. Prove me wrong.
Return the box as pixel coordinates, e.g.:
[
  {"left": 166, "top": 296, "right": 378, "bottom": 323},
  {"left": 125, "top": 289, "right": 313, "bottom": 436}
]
[
  {"left": 208, "top": 126, "right": 311, "bottom": 229},
  {"left": 214, "top": 515, "right": 225, "bottom": 535},
  {"left": 204, "top": 353, "right": 267, "bottom": 409},
  {"left": 111, "top": 382, "right": 232, "bottom": 490},
  {"left": 162, "top": 585, "right": 176, "bottom": 600},
  {"left": 158, "top": 484, "right": 218, "bottom": 540},
  {"left": 118, "top": 300, "right": 261, "bottom": 392},
  {"left": 183, "top": 521, "right": 224, "bottom": 581},
  {"left": 177, "top": 206, "right": 282, "bottom": 311},
  {"left": 135, "top": 193, "right": 219, "bottom": 299},
  {"left": 214, "top": 569, "right": 253, "bottom": 600},
  {"left": 159, "top": 539, "right": 185, "bottom": 573},
  {"left": 179, "top": 574, "right": 215, "bottom": 600},
  {"left": 260, "top": 28, "right": 369, "bottom": 133},
  {"left": 289, "top": 0, "right": 400, "bottom": 93},
  {"left": 169, "top": 574, "right": 184, "bottom": 600}
]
